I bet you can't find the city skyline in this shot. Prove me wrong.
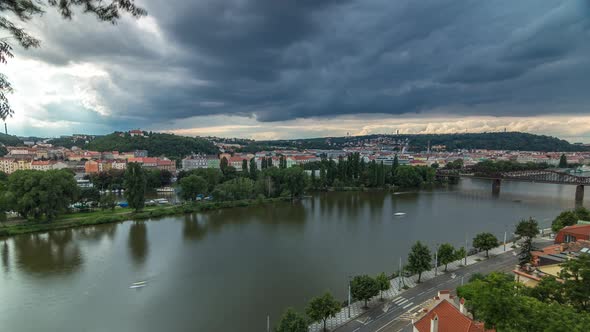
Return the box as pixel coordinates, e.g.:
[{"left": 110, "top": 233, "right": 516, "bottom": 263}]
[{"left": 4, "top": 0, "right": 590, "bottom": 142}]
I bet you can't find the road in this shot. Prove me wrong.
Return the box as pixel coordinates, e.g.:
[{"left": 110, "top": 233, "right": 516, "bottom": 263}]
[{"left": 335, "top": 251, "right": 520, "bottom": 332}]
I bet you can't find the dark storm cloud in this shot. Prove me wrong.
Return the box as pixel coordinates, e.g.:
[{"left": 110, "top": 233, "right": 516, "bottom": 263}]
[{"left": 17, "top": 0, "right": 590, "bottom": 126}]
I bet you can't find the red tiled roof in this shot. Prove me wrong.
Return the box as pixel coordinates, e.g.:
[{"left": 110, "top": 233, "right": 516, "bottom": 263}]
[{"left": 413, "top": 300, "right": 493, "bottom": 332}]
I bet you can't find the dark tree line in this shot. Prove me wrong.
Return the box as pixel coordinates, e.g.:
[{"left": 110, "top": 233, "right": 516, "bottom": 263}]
[{"left": 303, "top": 153, "right": 436, "bottom": 189}]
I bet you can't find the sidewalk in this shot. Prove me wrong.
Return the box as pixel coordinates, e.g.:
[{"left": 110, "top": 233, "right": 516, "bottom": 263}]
[{"left": 309, "top": 242, "right": 515, "bottom": 332}]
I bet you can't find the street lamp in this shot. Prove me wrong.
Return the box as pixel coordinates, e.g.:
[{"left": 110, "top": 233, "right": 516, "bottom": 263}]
[
  {"left": 434, "top": 243, "right": 439, "bottom": 276},
  {"left": 348, "top": 276, "right": 352, "bottom": 318}
]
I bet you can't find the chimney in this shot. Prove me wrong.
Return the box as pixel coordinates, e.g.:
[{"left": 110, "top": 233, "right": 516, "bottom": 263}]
[
  {"left": 430, "top": 314, "right": 439, "bottom": 332},
  {"left": 460, "top": 298, "right": 467, "bottom": 315}
]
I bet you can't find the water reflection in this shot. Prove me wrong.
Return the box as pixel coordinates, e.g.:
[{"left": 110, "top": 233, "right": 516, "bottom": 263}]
[
  {"left": 183, "top": 214, "right": 207, "bottom": 241},
  {"left": 128, "top": 222, "right": 149, "bottom": 267},
  {"left": 13, "top": 230, "right": 82, "bottom": 276},
  {"left": 77, "top": 223, "right": 118, "bottom": 243},
  {"left": 2, "top": 241, "right": 8, "bottom": 272},
  {"left": 182, "top": 201, "right": 307, "bottom": 242}
]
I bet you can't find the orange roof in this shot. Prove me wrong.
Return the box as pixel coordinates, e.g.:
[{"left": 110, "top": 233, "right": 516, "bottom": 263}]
[
  {"left": 414, "top": 300, "right": 493, "bottom": 332},
  {"left": 560, "top": 224, "right": 590, "bottom": 236},
  {"left": 31, "top": 160, "right": 54, "bottom": 165}
]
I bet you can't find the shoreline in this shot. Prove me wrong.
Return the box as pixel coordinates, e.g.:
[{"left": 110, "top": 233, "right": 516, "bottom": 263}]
[
  {"left": 0, "top": 185, "right": 440, "bottom": 238},
  {"left": 0, "top": 197, "right": 290, "bottom": 238}
]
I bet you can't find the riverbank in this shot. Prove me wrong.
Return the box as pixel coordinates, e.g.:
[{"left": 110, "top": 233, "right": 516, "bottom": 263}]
[{"left": 0, "top": 197, "right": 290, "bottom": 237}]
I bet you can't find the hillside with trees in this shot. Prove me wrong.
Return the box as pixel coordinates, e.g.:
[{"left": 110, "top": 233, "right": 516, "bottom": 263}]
[
  {"left": 0, "top": 133, "right": 22, "bottom": 146},
  {"left": 85, "top": 132, "right": 217, "bottom": 160},
  {"left": 240, "top": 132, "right": 588, "bottom": 152}
]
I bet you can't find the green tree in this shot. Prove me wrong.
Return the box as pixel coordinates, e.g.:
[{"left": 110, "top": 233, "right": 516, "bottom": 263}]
[
  {"left": 437, "top": 243, "right": 456, "bottom": 272},
  {"left": 375, "top": 272, "right": 390, "bottom": 301},
  {"left": 242, "top": 159, "right": 248, "bottom": 173},
  {"left": 79, "top": 187, "right": 100, "bottom": 208},
  {"left": 179, "top": 175, "right": 208, "bottom": 201},
  {"left": 249, "top": 158, "right": 258, "bottom": 180},
  {"left": 527, "top": 276, "right": 565, "bottom": 305},
  {"left": 559, "top": 253, "right": 590, "bottom": 312},
  {"left": 392, "top": 154, "right": 399, "bottom": 170},
  {"left": 99, "top": 193, "right": 117, "bottom": 211},
  {"left": 0, "top": 1, "right": 146, "bottom": 120},
  {"left": 284, "top": 166, "right": 307, "bottom": 199},
  {"left": 394, "top": 166, "right": 423, "bottom": 188},
  {"left": 515, "top": 217, "right": 539, "bottom": 265},
  {"left": 275, "top": 308, "right": 308, "bottom": 332},
  {"left": 559, "top": 154, "right": 568, "bottom": 168},
  {"left": 305, "top": 292, "right": 341, "bottom": 332},
  {"left": 473, "top": 232, "right": 499, "bottom": 258},
  {"left": 407, "top": 241, "right": 432, "bottom": 283},
  {"left": 220, "top": 157, "right": 229, "bottom": 174},
  {"left": 351, "top": 275, "right": 379, "bottom": 308},
  {"left": 124, "top": 162, "right": 146, "bottom": 212},
  {"left": 552, "top": 207, "right": 590, "bottom": 232},
  {"left": 456, "top": 246, "right": 467, "bottom": 265},
  {"left": 6, "top": 170, "right": 78, "bottom": 220}
]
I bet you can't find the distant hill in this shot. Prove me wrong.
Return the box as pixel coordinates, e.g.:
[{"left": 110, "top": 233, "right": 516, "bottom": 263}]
[
  {"left": 240, "top": 132, "right": 589, "bottom": 152},
  {"left": 85, "top": 132, "right": 217, "bottom": 160}
]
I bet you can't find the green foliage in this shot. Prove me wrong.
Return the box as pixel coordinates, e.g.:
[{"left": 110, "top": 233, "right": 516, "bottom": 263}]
[
  {"left": 5, "top": 169, "right": 78, "bottom": 220},
  {"left": 124, "top": 163, "right": 146, "bottom": 212},
  {"left": 375, "top": 272, "right": 390, "bottom": 301},
  {"left": 178, "top": 168, "right": 222, "bottom": 192},
  {"left": 99, "top": 193, "right": 117, "bottom": 211},
  {"left": 79, "top": 187, "right": 100, "bottom": 207},
  {"left": 526, "top": 276, "right": 565, "bottom": 305},
  {"left": 46, "top": 136, "right": 89, "bottom": 149},
  {"left": 145, "top": 169, "right": 172, "bottom": 190},
  {"left": 559, "top": 154, "right": 568, "bottom": 168},
  {"left": 407, "top": 241, "right": 432, "bottom": 283},
  {"left": 0, "top": 133, "right": 22, "bottom": 146},
  {"left": 305, "top": 292, "right": 341, "bottom": 332},
  {"left": 472, "top": 160, "right": 550, "bottom": 177},
  {"left": 437, "top": 243, "right": 457, "bottom": 271},
  {"left": 515, "top": 218, "right": 539, "bottom": 265},
  {"left": 240, "top": 132, "right": 590, "bottom": 153},
  {"left": 559, "top": 253, "right": 590, "bottom": 312},
  {"left": 179, "top": 175, "right": 208, "bottom": 201},
  {"left": 473, "top": 232, "right": 499, "bottom": 258},
  {"left": 552, "top": 207, "right": 590, "bottom": 232},
  {"left": 445, "top": 159, "right": 464, "bottom": 170},
  {"left": 87, "top": 169, "right": 125, "bottom": 190},
  {"left": 351, "top": 275, "right": 380, "bottom": 308},
  {"left": 275, "top": 308, "right": 308, "bottom": 332},
  {"left": 394, "top": 166, "right": 423, "bottom": 188},
  {"left": 213, "top": 177, "right": 256, "bottom": 201},
  {"left": 458, "top": 272, "right": 590, "bottom": 331},
  {"left": 85, "top": 132, "right": 216, "bottom": 161}
]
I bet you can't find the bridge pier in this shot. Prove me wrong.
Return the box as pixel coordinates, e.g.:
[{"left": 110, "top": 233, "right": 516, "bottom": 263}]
[
  {"left": 492, "top": 179, "right": 501, "bottom": 195},
  {"left": 576, "top": 185, "right": 584, "bottom": 203}
]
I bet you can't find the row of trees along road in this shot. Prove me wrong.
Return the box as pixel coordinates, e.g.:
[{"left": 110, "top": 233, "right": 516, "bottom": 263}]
[
  {"left": 86, "top": 168, "right": 172, "bottom": 191},
  {"left": 275, "top": 292, "right": 341, "bottom": 332}
]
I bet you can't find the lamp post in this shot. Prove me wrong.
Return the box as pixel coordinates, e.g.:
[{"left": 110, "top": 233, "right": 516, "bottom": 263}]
[
  {"left": 348, "top": 276, "right": 352, "bottom": 318},
  {"left": 434, "top": 243, "right": 439, "bottom": 276},
  {"left": 399, "top": 257, "right": 403, "bottom": 291}
]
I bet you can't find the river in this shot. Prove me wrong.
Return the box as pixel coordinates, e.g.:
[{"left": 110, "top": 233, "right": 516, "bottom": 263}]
[{"left": 0, "top": 178, "right": 583, "bottom": 331}]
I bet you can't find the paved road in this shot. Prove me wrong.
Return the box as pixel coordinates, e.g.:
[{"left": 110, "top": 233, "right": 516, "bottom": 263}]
[{"left": 335, "top": 251, "right": 520, "bottom": 332}]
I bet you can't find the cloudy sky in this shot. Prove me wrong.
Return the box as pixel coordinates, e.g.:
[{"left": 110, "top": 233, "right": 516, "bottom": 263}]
[{"left": 4, "top": 0, "right": 590, "bottom": 141}]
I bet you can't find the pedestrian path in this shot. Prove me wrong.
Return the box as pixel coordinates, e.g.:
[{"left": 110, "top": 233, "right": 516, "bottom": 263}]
[{"left": 308, "top": 242, "right": 514, "bottom": 332}]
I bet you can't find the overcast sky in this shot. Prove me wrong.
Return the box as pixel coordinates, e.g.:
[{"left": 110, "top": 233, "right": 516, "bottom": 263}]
[{"left": 4, "top": 0, "right": 590, "bottom": 141}]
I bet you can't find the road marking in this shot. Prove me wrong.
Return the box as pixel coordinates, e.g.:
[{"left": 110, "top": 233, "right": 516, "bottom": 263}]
[
  {"left": 375, "top": 318, "right": 398, "bottom": 332},
  {"left": 353, "top": 328, "right": 360, "bottom": 332},
  {"left": 397, "top": 299, "right": 409, "bottom": 306},
  {"left": 393, "top": 297, "right": 406, "bottom": 304},
  {"left": 416, "top": 291, "right": 425, "bottom": 296},
  {"left": 402, "top": 302, "right": 414, "bottom": 309}
]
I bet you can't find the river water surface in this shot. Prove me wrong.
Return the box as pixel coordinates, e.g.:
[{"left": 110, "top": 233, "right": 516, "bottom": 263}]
[{"left": 0, "top": 178, "right": 584, "bottom": 331}]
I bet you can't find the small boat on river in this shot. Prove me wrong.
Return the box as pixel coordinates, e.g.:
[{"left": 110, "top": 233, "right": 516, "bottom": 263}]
[{"left": 394, "top": 212, "right": 406, "bottom": 217}]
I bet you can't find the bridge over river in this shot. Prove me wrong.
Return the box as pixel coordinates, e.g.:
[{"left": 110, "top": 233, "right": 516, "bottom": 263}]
[{"left": 437, "top": 169, "right": 590, "bottom": 202}]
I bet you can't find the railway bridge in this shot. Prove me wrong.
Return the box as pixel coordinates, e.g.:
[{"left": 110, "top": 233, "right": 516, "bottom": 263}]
[{"left": 436, "top": 169, "right": 590, "bottom": 202}]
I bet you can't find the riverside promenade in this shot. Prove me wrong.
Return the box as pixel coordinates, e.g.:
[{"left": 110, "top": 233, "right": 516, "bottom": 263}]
[{"left": 309, "top": 242, "right": 518, "bottom": 332}]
